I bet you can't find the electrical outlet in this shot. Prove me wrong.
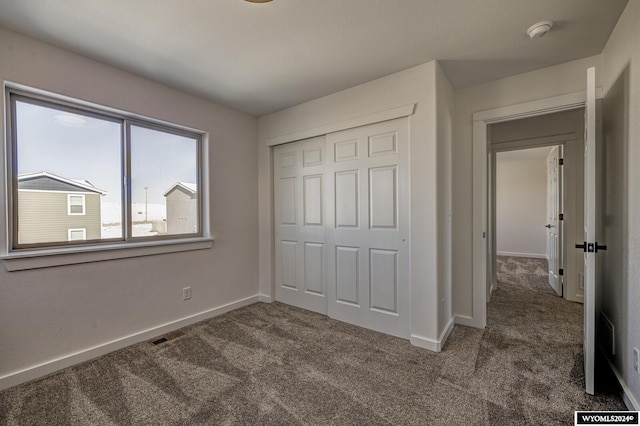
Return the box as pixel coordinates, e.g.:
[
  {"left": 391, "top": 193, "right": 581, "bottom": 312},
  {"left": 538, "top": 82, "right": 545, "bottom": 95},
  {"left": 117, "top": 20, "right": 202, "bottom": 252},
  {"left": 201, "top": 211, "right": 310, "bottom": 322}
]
[
  {"left": 634, "top": 347, "right": 639, "bottom": 374},
  {"left": 182, "top": 286, "right": 191, "bottom": 300}
]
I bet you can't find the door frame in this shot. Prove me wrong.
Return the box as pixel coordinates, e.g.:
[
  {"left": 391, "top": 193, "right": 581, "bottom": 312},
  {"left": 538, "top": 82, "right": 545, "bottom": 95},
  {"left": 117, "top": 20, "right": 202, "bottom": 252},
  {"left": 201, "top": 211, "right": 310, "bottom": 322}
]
[{"left": 471, "top": 90, "right": 601, "bottom": 328}]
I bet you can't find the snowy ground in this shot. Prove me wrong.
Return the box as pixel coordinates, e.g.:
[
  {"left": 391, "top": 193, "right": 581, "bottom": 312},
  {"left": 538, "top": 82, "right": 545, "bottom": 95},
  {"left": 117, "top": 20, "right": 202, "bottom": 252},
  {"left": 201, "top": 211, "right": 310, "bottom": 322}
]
[
  {"left": 101, "top": 201, "right": 166, "bottom": 238},
  {"left": 101, "top": 201, "right": 166, "bottom": 224},
  {"left": 102, "top": 223, "right": 160, "bottom": 239}
]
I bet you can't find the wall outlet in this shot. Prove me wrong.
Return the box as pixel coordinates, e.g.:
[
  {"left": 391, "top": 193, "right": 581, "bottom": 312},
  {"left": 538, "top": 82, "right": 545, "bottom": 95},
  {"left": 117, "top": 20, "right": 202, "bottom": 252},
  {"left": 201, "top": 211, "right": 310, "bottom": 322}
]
[
  {"left": 182, "top": 286, "right": 191, "bottom": 300},
  {"left": 634, "top": 347, "right": 639, "bottom": 374}
]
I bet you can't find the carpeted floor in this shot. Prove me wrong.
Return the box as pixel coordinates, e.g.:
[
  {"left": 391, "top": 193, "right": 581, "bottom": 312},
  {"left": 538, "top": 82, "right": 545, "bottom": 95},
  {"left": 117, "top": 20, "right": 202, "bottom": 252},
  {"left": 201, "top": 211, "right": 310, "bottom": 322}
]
[
  {"left": 0, "top": 259, "right": 625, "bottom": 425},
  {"left": 496, "top": 255, "right": 553, "bottom": 293}
]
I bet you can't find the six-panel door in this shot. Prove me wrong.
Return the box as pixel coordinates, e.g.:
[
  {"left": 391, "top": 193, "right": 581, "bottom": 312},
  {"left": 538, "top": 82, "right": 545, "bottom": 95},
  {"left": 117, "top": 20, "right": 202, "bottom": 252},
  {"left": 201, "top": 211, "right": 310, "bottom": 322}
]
[
  {"left": 326, "top": 118, "right": 410, "bottom": 338},
  {"left": 273, "top": 118, "right": 409, "bottom": 339},
  {"left": 274, "top": 137, "right": 328, "bottom": 314}
]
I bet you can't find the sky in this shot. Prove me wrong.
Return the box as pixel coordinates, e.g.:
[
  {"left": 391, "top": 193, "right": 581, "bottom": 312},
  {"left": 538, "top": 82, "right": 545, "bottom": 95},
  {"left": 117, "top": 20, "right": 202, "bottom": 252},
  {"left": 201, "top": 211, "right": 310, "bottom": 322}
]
[{"left": 15, "top": 100, "right": 198, "bottom": 206}]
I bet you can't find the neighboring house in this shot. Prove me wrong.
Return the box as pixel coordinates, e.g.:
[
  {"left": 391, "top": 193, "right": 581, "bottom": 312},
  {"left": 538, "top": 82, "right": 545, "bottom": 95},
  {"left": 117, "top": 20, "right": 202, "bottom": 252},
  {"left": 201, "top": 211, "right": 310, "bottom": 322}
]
[
  {"left": 17, "top": 172, "right": 107, "bottom": 245},
  {"left": 163, "top": 182, "right": 198, "bottom": 235}
]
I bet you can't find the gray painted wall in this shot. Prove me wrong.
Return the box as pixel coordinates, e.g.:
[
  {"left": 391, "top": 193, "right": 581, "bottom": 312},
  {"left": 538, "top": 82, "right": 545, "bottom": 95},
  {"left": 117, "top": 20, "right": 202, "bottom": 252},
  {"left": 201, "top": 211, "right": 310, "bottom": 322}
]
[
  {"left": 600, "top": 0, "right": 640, "bottom": 409},
  {"left": 0, "top": 26, "right": 258, "bottom": 389}
]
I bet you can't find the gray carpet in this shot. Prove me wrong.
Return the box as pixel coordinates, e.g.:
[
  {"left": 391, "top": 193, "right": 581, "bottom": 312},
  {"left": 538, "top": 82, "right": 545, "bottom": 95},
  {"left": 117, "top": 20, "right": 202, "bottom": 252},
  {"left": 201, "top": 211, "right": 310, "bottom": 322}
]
[
  {"left": 496, "top": 255, "right": 553, "bottom": 293},
  {"left": 0, "top": 262, "right": 625, "bottom": 425}
]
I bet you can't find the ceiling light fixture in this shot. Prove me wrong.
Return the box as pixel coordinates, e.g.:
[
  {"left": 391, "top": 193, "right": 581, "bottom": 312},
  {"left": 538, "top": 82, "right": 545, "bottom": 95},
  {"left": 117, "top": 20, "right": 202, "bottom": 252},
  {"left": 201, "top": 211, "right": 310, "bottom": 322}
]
[
  {"left": 245, "top": 0, "right": 273, "bottom": 3},
  {"left": 527, "top": 21, "right": 553, "bottom": 39}
]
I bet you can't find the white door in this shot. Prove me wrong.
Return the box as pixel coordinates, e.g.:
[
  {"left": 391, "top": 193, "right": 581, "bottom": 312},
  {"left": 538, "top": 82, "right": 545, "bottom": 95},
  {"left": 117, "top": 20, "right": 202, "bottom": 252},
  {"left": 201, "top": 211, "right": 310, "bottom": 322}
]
[
  {"left": 546, "top": 146, "right": 563, "bottom": 296},
  {"left": 274, "top": 137, "right": 327, "bottom": 314},
  {"left": 326, "top": 118, "right": 410, "bottom": 339},
  {"left": 582, "top": 67, "right": 597, "bottom": 395}
]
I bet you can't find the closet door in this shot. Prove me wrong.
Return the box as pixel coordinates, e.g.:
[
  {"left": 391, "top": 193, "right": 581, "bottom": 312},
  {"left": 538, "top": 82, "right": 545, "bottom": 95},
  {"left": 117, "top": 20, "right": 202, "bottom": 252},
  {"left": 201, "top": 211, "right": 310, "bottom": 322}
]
[
  {"left": 273, "top": 137, "right": 327, "bottom": 314},
  {"left": 326, "top": 118, "right": 410, "bottom": 338}
]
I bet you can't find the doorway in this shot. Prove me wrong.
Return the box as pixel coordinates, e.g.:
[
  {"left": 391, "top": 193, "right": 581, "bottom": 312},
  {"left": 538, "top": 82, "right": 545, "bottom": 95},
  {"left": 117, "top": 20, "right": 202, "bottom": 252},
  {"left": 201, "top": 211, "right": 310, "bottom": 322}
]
[
  {"left": 487, "top": 109, "right": 585, "bottom": 304},
  {"left": 494, "top": 146, "right": 560, "bottom": 297}
]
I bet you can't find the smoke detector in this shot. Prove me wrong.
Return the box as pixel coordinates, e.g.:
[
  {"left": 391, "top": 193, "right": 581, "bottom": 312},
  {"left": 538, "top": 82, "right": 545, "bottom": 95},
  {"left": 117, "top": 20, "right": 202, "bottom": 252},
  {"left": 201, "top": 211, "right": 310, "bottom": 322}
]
[{"left": 527, "top": 21, "right": 553, "bottom": 39}]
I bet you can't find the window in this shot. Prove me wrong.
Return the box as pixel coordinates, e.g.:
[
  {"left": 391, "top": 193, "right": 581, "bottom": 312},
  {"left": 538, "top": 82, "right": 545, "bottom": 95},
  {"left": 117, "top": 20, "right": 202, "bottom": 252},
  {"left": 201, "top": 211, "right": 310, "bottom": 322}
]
[
  {"left": 67, "top": 194, "right": 85, "bottom": 215},
  {"left": 68, "top": 228, "right": 86, "bottom": 241},
  {"left": 6, "top": 87, "right": 203, "bottom": 251}
]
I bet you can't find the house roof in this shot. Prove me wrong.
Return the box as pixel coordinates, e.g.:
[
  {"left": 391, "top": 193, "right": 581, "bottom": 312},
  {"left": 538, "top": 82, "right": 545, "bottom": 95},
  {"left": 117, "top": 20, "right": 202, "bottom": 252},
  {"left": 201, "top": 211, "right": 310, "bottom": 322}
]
[
  {"left": 18, "top": 172, "right": 108, "bottom": 195},
  {"left": 163, "top": 182, "right": 197, "bottom": 197}
]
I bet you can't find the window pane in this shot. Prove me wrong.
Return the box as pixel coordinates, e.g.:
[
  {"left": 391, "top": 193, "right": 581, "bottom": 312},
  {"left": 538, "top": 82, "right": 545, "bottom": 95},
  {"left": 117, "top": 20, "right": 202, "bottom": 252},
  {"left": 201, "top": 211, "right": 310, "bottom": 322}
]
[
  {"left": 14, "top": 99, "right": 122, "bottom": 245},
  {"left": 68, "top": 195, "right": 85, "bottom": 215},
  {"left": 68, "top": 229, "right": 86, "bottom": 241},
  {"left": 130, "top": 125, "right": 199, "bottom": 237},
  {"left": 70, "top": 205, "right": 84, "bottom": 214}
]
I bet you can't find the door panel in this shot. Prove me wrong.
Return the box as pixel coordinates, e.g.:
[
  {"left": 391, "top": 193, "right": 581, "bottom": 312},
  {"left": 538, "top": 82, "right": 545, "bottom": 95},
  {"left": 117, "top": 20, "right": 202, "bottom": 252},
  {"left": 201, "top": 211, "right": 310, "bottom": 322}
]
[
  {"left": 336, "top": 246, "right": 360, "bottom": 305},
  {"left": 335, "top": 171, "right": 359, "bottom": 227},
  {"left": 369, "top": 166, "right": 397, "bottom": 229},
  {"left": 583, "top": 67, "right": 597, "bottom": 395},
  {"left": 546, "top": 146, "right": 563, "bottom": 296},
  {"left": 327, "top": 118, "right": 410, "bottom": 338},
  {"left": 369, "top": 249, "right": 398, "bottom": 313},
  {"left": 274, "top": 137, "right": 327, "bottom": 314}
]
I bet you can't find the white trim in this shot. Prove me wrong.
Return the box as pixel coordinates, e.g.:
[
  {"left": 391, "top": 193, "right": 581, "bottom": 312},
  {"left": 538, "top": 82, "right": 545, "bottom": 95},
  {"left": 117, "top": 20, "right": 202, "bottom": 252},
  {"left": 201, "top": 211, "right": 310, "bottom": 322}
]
[
  {"left": 265, "top": 104, "right": 415, "bottom": 146},
  {"left": 163, "top": 182, "right": 197, "bottom": 197},
  {"left": 473, "top": 89, "right": 602, "bottom": 123},
  {"left": 601, "top": 350, "right": 640, "bottom": 411},
  {"left": 0, "top": 294, "right": 259, "bottom": 391},
  {"left": 67, "top": 228, "right": 86, "bottom": 241},
  {"left": 19, "top": 171, "right": 107, "bottom": 195},
  {"left": 496, "top": 251, "right": 547, "bottom": 259},
  {"left": 471, "top": 89, "right": 601, "bottom": 329},
  {"left": 410, "top": 317, "right": 455, "bottom": 352},
  {"left": 1, "top": 237, "right": 214, "bottom": 271},
  {"left": 67, "top": 193, "right": 86, "bottom": 215},
  {"left": 18, "top": 189, "right": 102, "bottom": 195},
  {"left": 258, "top": 294, "right": 272, "bottom": 303},
  {"left": 454, "top": 314, "right": 477, "bottom": 328}
]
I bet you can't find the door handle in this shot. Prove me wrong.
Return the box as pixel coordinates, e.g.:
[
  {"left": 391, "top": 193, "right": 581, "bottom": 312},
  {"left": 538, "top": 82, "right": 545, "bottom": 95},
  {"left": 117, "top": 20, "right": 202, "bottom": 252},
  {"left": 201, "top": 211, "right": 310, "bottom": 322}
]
[
  {"left": 575, "top": 242, "right": 607, "bottom": 253},
  {"left": 545, "top": 224, "right": 552, "bottom": 228},
  {"left": 595, "top": 242, "right": 607, "bottom": 253}
]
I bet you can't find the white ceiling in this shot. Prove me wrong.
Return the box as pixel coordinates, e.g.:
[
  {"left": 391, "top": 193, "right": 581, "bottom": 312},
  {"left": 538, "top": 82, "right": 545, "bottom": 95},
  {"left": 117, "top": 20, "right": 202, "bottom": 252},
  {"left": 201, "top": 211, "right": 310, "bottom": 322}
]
[{"left": 0, "top": 0, "right": 628, "bottom": 116}]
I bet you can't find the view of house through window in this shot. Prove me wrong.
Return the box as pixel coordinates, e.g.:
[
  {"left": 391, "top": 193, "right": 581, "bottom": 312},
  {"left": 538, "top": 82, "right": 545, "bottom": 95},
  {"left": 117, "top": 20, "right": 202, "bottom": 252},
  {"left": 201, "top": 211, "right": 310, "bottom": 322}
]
[
  {"left": 129, "top": 124, "right": 199, "bottom": 237},
  {"left": 10, "top": 91, "right": 201, "bottom": 249}
]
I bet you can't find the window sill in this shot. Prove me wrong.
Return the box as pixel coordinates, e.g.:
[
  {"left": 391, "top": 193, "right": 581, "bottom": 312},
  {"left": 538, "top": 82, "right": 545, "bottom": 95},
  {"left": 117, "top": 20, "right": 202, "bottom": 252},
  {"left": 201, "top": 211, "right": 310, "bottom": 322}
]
[{"left": 1, "top": 237, "right": 214, "bottom": 271}]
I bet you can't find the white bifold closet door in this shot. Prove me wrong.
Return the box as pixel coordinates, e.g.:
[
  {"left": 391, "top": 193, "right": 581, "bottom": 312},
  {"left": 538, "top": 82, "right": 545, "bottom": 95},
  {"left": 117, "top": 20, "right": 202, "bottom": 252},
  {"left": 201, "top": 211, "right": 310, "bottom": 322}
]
[{"left": 273, "top": 118, "right": 410, "bottom": 338}]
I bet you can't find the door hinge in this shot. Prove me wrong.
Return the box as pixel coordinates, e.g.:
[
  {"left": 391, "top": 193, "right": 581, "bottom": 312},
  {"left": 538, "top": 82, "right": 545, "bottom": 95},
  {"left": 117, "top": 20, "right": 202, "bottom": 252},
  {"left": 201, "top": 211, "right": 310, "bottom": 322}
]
[
  {"left": 559, "top": 268, "right": 564, "bottom": 276},
  {"left": 559, "top": 158, "right": 564, "bottom": 165},
  {"left": 559, "top": 213, "right": 564, "bottom": 220}
]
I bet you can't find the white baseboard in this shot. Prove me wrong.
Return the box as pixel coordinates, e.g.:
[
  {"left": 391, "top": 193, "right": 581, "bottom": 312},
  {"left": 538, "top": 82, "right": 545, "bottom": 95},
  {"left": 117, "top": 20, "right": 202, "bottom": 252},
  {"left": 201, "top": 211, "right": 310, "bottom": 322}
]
[
  {"left": 410, "top": 317, "right": 455, "bottom": 353},
  {"left": 258, "top": 294, "right": 272, "bottom": 303},
  {"left": 497, "top": 251, "right": 547, "bottom": 259},
  {"left": 454, "top": 314, "right": 484, "bottom": 329},
  {"left": 0, "top": 295, "right": 260, "bottom": 392},
  {"left": 602, "top": 352, "right": 639, "bottom": 411}
]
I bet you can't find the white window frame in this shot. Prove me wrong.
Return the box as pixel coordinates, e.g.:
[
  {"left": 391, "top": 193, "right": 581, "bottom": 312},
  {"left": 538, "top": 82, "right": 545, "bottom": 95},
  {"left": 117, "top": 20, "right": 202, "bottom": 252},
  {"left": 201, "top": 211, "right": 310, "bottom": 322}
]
[
  {"left": 1, "top": 83, "right": 213, "bottom": 271},
  {"left": 67, "top": 194, "right": 86, "bottom": 216},
  {"left": 67, "top": 228, "right": 87, "bottom": 241}
]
